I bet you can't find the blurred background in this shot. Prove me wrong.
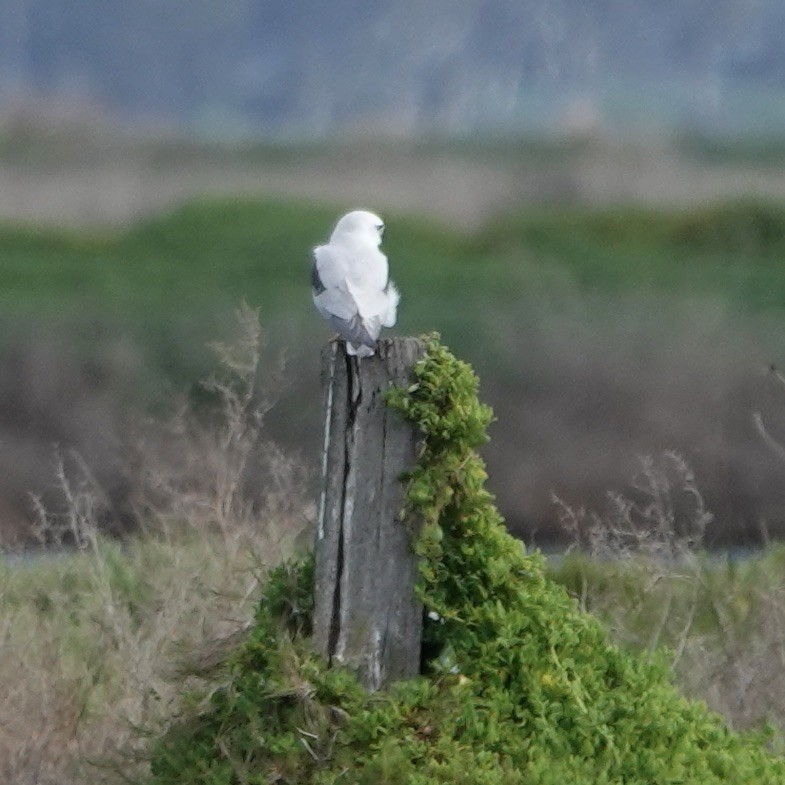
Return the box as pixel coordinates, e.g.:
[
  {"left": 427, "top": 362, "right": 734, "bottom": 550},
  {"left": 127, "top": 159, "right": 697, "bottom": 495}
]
[{"left": 4, "top": 0, "right": 785, "bottom": 547}]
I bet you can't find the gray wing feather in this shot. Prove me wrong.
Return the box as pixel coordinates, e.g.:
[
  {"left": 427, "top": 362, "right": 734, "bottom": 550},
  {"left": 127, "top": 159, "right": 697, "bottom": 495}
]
[
  {"left": 328, "top": 314, "right": 378, "bottom": 349},
  {"left": 311, "top": 258, "right": 326, "bottom": 295}
]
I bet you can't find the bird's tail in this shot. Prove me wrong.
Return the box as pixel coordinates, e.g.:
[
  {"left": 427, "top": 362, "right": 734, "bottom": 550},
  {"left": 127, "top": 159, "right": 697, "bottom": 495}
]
[
  {"left": 346, "top": 342, "right": 376, "bottom": 358},
  {"left": 328, "top": 313, "right": 378, "bottom": 349}
]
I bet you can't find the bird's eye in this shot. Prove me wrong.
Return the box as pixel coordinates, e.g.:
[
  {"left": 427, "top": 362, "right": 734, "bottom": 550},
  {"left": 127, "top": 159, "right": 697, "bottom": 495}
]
[{"left": 377, "top": 223, "right": 385, "bottom": 235}]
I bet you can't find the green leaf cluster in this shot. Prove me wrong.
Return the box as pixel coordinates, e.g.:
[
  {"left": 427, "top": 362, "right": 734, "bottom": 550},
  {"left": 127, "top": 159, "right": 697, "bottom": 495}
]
[{"left": 149, "top": 336, "right": 785, "bottom": 784}]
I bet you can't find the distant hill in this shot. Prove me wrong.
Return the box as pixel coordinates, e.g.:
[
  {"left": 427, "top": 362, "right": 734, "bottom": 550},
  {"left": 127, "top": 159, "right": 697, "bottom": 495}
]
[{"left": 2, "top": 1, "right": 785, "bottom": 138}]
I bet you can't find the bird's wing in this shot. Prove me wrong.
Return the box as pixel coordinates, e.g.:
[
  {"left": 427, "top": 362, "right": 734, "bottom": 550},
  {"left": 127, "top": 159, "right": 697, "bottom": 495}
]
[
  {"left": 312, "top": 246, "right": 357, "bottom": 321},
  {"left": 327, "top": 313, "right": 379, "bottom": 349},
  {"left": 312, "top": 288, "right": 358, "bottom": 321},
  {"left": 310, "top": 257, "right": 327, "bottom": 295},
  {"left": 313, "top": 245, "right": 347, "bottom": 289}
]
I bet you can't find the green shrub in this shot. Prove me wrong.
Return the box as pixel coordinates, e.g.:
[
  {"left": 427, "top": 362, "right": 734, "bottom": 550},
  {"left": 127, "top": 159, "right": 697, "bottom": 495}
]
[{"left": 149, "top": 337, "right": 785, "bottom": 784}]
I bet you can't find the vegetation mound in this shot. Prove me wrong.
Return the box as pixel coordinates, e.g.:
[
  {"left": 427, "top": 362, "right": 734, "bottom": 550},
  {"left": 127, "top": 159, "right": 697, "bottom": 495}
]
[{"left": 149, "top": 337, "right": 785, "bottom": 784}]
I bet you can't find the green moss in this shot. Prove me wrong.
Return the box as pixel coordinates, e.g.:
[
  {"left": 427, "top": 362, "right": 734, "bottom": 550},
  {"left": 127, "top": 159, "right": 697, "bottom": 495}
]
[{"left": 148, "top": 337, "right": 785, "bottom": 784}]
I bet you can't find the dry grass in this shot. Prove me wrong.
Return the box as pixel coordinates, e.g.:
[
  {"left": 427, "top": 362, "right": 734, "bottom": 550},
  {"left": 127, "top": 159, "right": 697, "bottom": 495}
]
[
  {"left": 7, "top": 130, "right": 785, "bottom": 229},
  {"left": 0, "top": 305, "right": 312, "bottom": 784},
  {"left": 127, "top": 302, "right": 311, "bottom": 554},
  {"left": 5, "top": 306, "right": 785, "bottom": 780},
  {"left": 1, "top": 535, "right": 258, "bottom": 784},
  {"left": 553, "top": 452, "right": 785, "bottom": 734}
]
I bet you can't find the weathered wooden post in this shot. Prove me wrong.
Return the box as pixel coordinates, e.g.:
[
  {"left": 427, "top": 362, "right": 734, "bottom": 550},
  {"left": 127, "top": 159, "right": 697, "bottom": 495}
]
[{"left": 314, "top": 337, "right": 426, "bottom": 691}]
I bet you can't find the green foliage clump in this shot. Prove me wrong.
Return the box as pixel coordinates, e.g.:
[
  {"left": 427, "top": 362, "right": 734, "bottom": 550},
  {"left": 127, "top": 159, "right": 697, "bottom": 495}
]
[{"left": 149, "top": 337, "right": 785, "bottom": 784}]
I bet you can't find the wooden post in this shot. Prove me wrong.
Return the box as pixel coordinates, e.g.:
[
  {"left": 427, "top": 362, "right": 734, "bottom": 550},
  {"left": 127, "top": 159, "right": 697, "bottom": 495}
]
[{"left": 314, "top": 337, "right": 425, "bottom": 691}]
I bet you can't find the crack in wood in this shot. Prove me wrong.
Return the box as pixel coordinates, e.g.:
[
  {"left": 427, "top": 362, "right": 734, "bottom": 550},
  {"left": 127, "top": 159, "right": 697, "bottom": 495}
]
[{"left": 327, "top": 352, "right": 356, "bottom": 662}]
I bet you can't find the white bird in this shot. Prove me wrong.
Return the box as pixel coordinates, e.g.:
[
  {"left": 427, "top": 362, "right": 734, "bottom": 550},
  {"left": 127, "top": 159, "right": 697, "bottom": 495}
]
[{"left": 311, "top": 210, "right": 400, "bottom": 358}]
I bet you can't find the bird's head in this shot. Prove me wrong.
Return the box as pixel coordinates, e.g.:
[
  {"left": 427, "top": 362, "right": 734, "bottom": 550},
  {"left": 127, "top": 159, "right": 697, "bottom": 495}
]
[{"left": 330, "top": 210, "right": 385, "bottom": 248}]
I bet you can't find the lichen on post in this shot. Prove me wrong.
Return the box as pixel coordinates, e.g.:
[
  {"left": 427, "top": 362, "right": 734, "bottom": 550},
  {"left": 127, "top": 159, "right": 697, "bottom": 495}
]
[{"left": 313, "top": 337, "right": 426, "bottom": 691}]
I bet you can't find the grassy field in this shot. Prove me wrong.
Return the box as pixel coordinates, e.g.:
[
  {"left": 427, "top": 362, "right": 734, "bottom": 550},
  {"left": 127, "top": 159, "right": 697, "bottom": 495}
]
[
  {"left": 7, "top": 135, "right": 785, "bottom": 779},
  {"left": 1, "top": 311, "right": 311, "bottom": 783},
  {"left": 3, "top": 197, "right": 785, "bottom": 542},
  {"left": 6, "top": 196, "right": 785, "bottom": 372},
  {"left": 4, "top": 455, "right": 785, "bottom": 783}
]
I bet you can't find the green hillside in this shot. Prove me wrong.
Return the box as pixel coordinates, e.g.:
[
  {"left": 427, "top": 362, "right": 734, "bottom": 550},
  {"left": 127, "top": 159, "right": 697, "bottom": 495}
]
[{"left": 4, "top": 198, "right": 785, "bottom": 383}]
